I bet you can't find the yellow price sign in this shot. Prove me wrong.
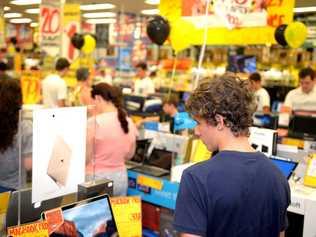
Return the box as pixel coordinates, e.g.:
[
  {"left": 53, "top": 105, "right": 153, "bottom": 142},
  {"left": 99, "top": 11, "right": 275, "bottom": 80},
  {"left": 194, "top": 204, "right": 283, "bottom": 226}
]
[
  {"left": 110, "top": 196, "right": 142, "bottom": 237},
  {"left": 0, "top": 192, "right": 10, "bottom": 214},
  {"left": 20, "top": 70, "right": 42, "bottom": 104},
  {"left": 137, "top": 175, "right": 163, "bottom": 190},
  {"left": 7, "top": 221, "right": 49, "bottom": 237}
]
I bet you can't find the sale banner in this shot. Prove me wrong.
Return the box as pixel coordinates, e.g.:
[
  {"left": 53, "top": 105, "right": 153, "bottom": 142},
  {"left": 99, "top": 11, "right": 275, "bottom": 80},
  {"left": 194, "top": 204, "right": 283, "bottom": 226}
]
[
  {"left": 62, "top": 4, "right": 81, "bottom": 61},
  {"left": 20, "top": 70, "right": 42, "bottom": 104},
  {"left": 0, "top": 8, "right": 5, "bottom": 48},
  {"left": 110, "top": 196, "right": 142, "bottom": 237},
  {"left": 7, "top": 221, "right": 49, "bottom": 237},
  {"left": 39, "top": 0, "right": 62, "bottom": 57}
]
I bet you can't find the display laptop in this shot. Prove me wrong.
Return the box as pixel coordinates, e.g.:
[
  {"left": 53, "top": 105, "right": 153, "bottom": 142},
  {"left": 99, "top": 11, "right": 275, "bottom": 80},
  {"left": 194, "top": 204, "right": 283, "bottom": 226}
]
[
  {"left": 131, "top": 148, "right": 173, "bottom": 177},
  {"left": 126, "top": 139, "right": 152, "bottom": 169},
  {"left": 48, "top": 194, "right": 117, "bottom": 237},
  {"left": 270, "top": 157, "right": 298, "bottom": 179},
  {"left": 47, "top": 136, "right": 72, "bottom": 187},
  {"left": 6, "top": 188, "right": 63, "bottom": 227},
  {"left": 288, "top": 115, "right": 316, "bottom": 140}
]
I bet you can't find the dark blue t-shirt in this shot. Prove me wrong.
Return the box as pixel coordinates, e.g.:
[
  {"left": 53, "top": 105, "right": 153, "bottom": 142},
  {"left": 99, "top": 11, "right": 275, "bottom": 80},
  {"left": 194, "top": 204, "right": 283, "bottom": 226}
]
[{"left": 174, "top": 151, "right": 290, "bottom": 237}]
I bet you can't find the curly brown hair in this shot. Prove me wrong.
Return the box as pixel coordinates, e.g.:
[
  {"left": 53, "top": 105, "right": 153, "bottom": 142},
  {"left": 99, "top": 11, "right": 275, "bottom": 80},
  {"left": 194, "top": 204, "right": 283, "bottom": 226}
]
[
  {"left": 0, "top": 79, "right": 22, "bottom": 152},
  {"left": 186, "top": 74, "right": 256, "bottom": 136}
]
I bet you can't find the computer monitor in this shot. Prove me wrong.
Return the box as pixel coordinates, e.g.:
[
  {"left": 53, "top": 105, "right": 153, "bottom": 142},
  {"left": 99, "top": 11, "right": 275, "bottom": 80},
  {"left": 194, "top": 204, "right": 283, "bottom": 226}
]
[
  {"left": 130, "top": 139, "right": 152, "bottom": 163},
  {"left": 288, "top": 115, "right": 316, "bottom": 139},
  {"left": 145, "top": 148, "right": 173, "bottom": 170},
  {"left": 270, "top": 158, "right": 298, "bottom": 179},
  {"left": 227, "top": 55, "right": 256, "bottom": 73},
  {"left": 6, "top": 188, "right": 63, "bottom": 227},
  {"left": 50, "top": 194, "right": 117, "bottom": 237},
  {"left": 253, "top": 113, "right": 278, "bottom": 130}
]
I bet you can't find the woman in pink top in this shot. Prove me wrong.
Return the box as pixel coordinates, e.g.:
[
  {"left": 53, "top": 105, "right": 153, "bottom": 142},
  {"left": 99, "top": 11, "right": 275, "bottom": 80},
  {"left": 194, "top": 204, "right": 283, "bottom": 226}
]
[{"left": 86, "top": 83, "right": 138, "bottom": 196}]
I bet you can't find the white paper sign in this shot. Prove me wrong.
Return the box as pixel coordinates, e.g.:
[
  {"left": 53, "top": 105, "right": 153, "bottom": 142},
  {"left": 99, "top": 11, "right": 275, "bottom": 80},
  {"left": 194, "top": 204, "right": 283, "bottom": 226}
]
[{"left": 32, "top": 107, "right": 87, "bottom": 203}]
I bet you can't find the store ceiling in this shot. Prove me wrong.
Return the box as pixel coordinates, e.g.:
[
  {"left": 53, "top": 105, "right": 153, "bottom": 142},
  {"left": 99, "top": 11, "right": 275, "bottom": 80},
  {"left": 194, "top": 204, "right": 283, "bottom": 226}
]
[{"left": 1, "top": 0, "right": 316, "bottom": 23}]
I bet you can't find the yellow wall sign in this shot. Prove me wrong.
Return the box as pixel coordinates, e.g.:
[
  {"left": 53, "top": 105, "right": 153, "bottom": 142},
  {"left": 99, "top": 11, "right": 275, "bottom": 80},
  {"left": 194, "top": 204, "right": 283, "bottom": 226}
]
[
  {"left": 7, "top": 221, "right": 49, "bottom": 237},
  {"left": 137, "top": 175, "right": 163, "bottom": 190},
  {"left": 160, "top": 0, "right": 295, "bottom": 46},
  {"left": 110, "top": 196, "right": 142, "bottom": 237},
  {"left": 0, "top": 192, "right": 10, "bottom": 215},
  {"left": 20, "top": 70, "right": 42, "bottom": 104}
]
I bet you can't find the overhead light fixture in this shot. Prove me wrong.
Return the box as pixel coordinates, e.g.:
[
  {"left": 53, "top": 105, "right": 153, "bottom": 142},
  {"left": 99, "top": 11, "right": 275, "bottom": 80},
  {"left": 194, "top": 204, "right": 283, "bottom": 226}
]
[
  {"left": 141, "top": 9, "right": 159, "bottom": 15},
  {"left": 294, "top": 7, "right": 316, "bottom": 13},
  {"left": 30, "top": 22, "right": 38, "bottom": 27},
  {"left": 10, "top": 18, "right": 32, "bottom": 23},
  {"left": 4, "top": 12, "right": 22, "bottom": 18},
  {"left": 86, "top": 18, "right": 117, "bottom": 24},
  {"left": 83, "top": 12, "right": 116, "bottom": 18},
  {"left": 10, "top": 0, "right": 41, "bottom": 5},
  {"left": 145, "top": 0, "right": 160, "bottom": 5},
  {"left": 4, "top": 6, "right": 11, "bottom": 11},
  {"left": 80, "top": 3, "right": 115, "bottom": 11},
  {"left": 25, "top": 8, "right": 40, "bottom": 14}
]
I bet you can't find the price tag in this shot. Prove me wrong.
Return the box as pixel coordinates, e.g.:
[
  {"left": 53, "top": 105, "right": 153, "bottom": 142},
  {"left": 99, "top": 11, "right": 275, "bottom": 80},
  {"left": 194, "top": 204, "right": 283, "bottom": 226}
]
[
  {"left": 7, "top": 221, "right": 49, "bottom": 237},
  {"left": 110, "top": 196, "right": 142, "bottom": 237},
  {"left": 137, "top": 175, "right": 163, "bottom": 190}
]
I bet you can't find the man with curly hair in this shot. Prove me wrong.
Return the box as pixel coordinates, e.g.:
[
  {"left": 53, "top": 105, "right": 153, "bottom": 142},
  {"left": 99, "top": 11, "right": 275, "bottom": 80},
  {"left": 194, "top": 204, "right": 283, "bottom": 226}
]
[{"left": 173, "top": 74, "right": 290, "bottom": 237}]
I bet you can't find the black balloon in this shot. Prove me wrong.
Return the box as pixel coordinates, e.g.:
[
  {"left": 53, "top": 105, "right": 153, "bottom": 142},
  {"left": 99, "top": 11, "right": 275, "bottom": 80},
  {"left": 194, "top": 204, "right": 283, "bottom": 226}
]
[
  {"left": 71, "top": 33, "right": 84, "bottom": 49},
  {"left": 274, "top": 24, "right": 288, "bottom": 46},
  {"left": 146, "top": 15, "right": 170, "bottom": 46}
]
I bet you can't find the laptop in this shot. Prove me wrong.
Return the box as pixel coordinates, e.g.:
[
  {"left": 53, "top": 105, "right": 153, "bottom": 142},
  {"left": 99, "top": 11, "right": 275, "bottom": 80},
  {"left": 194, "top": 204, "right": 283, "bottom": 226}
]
[
  {"left": 270, "top": 157, "right": 298, "bottom": 179},
  {"left": 47, "top": 135, "right": 72, "bottom": 187},
  {"left": 47, "top": 194, "right": 118, "bottom": 237},
  {"left": 126, "top": 139, "right": 151, "bottom": 169},
  {"left": 6, "top": 188, "right": 63, "bottom": 227},
  {"left": 131, "top": 148, "right": 173, "bottom": 177},
  {"left": 288, "top": 115, "right": 316, "bottom": 140}
]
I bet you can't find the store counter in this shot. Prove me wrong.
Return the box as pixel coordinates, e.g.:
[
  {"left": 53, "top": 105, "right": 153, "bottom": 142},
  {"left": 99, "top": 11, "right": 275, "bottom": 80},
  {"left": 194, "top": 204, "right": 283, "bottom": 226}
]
[{"left": 128, "top": 170, "right": 316, "bottom": 237}]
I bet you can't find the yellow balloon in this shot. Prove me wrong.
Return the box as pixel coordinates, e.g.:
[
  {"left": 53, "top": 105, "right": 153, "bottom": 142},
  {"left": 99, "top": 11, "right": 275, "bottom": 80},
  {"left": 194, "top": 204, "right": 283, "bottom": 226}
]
[
  {"left": 82, "top": 34, "right": 96, "bottom": 54},
  {"left": 285, "top": 22, "right": 307, "bottom": 49},
  {"left": 169, "top": 19, "right": 193, "bottom": 53}
]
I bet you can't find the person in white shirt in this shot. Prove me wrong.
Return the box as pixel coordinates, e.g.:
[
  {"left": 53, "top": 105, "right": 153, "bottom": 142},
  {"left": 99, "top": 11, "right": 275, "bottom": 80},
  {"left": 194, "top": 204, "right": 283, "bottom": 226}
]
[
  {"left": 41, "top": 58, "right": 70, "bottom": 108},
  {"left": 284, "top": 67, "right": 316, "bottom": 114},
  {"left": 134, "top": 62, "right": 155, "bottom": 96},
  {"left": 249, "top": 72, "right": 270, "bottom": 114}
]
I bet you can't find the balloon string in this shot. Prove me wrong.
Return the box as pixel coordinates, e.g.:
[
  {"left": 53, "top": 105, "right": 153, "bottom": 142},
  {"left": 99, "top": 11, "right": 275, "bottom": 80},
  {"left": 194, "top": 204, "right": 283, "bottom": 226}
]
[
  {"left": 167, "top": 52, "right": 178, "bottom": 101},
  {"left": 194, "top": 0, "right": 211, "bottom": 89}
]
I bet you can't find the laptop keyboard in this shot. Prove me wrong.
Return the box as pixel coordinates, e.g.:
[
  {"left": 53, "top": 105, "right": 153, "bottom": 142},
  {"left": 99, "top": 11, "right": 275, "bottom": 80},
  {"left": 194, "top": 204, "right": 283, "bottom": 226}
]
[{"left": 131, "top": 165, "right": 169, "bottom": 177}]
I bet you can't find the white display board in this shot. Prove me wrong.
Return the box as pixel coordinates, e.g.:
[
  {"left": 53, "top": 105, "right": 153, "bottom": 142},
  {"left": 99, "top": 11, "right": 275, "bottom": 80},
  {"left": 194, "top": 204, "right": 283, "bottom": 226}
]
[{"left": 32, "top": 107, "right": 87, "bottom": 203}]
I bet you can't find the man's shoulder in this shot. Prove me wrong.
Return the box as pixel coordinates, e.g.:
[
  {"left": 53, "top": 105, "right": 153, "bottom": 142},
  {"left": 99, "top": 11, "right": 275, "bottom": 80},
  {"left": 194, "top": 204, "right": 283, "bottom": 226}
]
[{"left": 287, "top": 87, "right": 301, "bottom": 97}]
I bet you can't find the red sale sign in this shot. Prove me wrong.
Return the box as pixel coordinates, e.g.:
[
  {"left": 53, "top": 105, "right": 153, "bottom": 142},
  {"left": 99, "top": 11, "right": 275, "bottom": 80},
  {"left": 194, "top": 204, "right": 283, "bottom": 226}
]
[{"left": 39, "top": 0, "right": 62, "bottom": 56}]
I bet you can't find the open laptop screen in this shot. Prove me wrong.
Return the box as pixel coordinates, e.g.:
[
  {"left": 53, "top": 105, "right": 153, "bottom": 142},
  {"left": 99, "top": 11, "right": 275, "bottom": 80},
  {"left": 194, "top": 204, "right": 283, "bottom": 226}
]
[
  {"left": 270, "top": 158, "right": 298, "bottom": 179},
  {"left": 51, "top": 195, "right": 117, "bottom": 237},
  {"left": 145, "top": 148, "right": 173, "bottom": 170}
]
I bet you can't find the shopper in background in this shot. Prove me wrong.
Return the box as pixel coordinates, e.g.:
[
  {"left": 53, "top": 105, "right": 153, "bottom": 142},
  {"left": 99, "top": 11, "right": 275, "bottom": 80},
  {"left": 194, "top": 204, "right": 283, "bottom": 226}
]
[
  {"left": 94, "top": 68, "right": 113, "bottom": 85},
  {"left": 0, "top": 79, "right": 32, "bottom": 191},
  {"left": 86, "top": 83, "right": 138, "bottom": 196},
  {"left": 283, "top": 67, "right": 316, "bottom": 114},
  {"left": 0, "top": 61, "right": 12, "bottom": 80},
  {"left": 174, "top": 74, "right": 290, "bottom": 237},
  {"left": 249, "top": 72, "right": 270, "bottom": 114},
  {"left": 41, "top": 57, "right": 70, "bottom": 108},
  {"left": 71, "top": 67, "right": 92, "bottom": 106},
  {"left": 134, "top": 62, "right": 155, "bottom": 96}
]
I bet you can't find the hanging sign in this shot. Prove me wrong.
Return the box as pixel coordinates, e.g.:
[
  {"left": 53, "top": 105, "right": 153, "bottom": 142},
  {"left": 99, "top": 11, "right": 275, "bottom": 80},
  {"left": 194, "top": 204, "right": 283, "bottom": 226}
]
[{"left": 39, "top": 0, "right": 62, "bottom": 56}]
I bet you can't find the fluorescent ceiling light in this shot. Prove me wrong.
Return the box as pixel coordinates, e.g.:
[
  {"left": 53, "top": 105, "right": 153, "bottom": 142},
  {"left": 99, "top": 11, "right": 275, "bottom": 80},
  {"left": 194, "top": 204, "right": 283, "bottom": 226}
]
[
  {"left": 83, "top": 12, "right": 116, "bottom": 18},
  {"left": 141, "top": 9, "right": 159, "bottom": 15},
  {"left": 4, "top": 6, "right": 11, "bottom": 11},
  {"left": 30, "top": 22, "right": 38, "bottom": 27},
  {"left": 25, "top": 8, "right": 40, "bottom": 14},
  {"left": 80, "top": 3, "right": 115, "bottom": 11},
  {"left": 10, "top": 18, "right": 32, "bottom": 23},
  {"left": 10, "top": 0, "right": 41, "bottom": 5},
  {"left": 294, "top": 7, "right": 316, "bottom": 13},
  {"left": 4, "top": 12, "right": 22, "bottom": 18},
  {"left": 145, "top": 0, "right": 160, "bottom": 5},
  {"left": 86, "top": 18, "right": 116, "bottom": 24}
]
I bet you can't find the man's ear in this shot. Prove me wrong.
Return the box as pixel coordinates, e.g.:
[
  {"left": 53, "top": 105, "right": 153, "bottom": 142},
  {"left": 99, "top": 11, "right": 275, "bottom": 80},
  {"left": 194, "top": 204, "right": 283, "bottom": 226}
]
[{"left": 215, "top": 114, "right": 225, "bottom": 131}]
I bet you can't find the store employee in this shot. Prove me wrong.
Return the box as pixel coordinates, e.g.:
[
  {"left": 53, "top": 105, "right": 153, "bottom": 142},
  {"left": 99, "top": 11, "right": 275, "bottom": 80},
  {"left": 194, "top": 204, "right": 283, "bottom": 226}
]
[
  {"left": 249, "top": 72, "right": 270, "bottom": 114},
  {"left": 134, "top": 62, "right": 155, "bottom": 97},
  {"left": 284, "top": 67, "right": 316, "bottom": 113}
]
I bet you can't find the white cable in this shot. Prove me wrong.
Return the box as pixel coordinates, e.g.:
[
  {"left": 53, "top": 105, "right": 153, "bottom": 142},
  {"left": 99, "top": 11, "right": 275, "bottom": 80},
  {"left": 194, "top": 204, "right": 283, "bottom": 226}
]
[{"left": 194, "top": 0, "right": 211, "bottom": 89}]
